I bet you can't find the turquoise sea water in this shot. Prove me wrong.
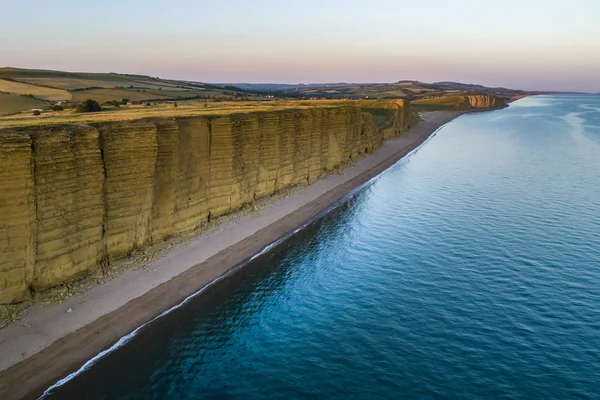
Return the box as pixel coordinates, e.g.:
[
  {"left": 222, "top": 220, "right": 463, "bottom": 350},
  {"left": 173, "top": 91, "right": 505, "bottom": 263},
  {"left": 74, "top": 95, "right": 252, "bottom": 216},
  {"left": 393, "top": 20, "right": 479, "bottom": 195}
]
[{"left": 46, "top": 95, "right": 600, "bottom": 399}]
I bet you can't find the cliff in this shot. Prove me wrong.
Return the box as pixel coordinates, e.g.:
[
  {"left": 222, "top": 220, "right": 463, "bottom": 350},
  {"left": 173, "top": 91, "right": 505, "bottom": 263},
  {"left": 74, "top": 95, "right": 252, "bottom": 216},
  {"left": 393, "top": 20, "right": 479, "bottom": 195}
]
[
  {"left": 411, "top": 93, "right": 506, "bottom": 111},
  {"left": 0, "top": 101, "right": 418, "bottom": 304},
  {"left": 454, "top": 94, "right": 506, "bottom": 110}
]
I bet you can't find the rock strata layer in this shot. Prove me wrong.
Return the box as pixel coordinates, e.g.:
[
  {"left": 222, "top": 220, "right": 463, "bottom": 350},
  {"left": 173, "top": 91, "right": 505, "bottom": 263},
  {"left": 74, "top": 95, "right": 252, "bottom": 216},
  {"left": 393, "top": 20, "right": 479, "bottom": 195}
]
[
  {"left": 455, "top": 94, "right": 505, "bottom": 110},
  {"left": 0, "top": 102, "right": 419, "bottom": 303}
]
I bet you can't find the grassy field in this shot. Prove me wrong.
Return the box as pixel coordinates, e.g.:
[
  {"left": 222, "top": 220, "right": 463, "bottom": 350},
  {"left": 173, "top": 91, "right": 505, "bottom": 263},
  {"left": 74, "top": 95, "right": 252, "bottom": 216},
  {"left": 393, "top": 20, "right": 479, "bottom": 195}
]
[
  {"left": 0, "top": 99, "right": 391, "bottom": 128},
  {"left": 71, "top": 88, "right": 173, "bottom": 103},
  {"left": 0, "top": 79, "right": 71, "bottom": 101},
  {"left": 411, "top": 96, "right": 463, "bottom": 111},
  {"left": 142, "top": 88, "right": 202, "bottom": 97},
  {"left": 14, "top": 77, "right": 144, "bottom": 90},
  {"left": 0, "top": 93, "right": 47, "bottom": 115},
  {"left": 16, "top": 77, "right": 197, "bottom": 91},
  {"left": 15, "top": 76, "right": 202, "bottom": 91},
  {"left": 0, "top": 68, "right": 271, "bottom": 115}
]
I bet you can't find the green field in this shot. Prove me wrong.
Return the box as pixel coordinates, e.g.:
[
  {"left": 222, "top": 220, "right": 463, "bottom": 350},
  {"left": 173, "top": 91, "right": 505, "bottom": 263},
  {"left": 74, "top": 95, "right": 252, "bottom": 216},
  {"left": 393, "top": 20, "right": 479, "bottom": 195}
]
[
  {"left": 411, "top": 96, "right": 463, "bottom": 111},
  {"left": 0, "top": 79, "right": 71, "bottom": 101},
  {"left": 0, "top": 93, "right": 47, "bottom": 115},
  {"left": 15, "top": 77, "right": 145, "bottom": 90},
  {"left": 16, "top": 76, "right": 195, "bottom": 91},
  {"left": 0, "top": 67, "right": 269, "bottom": 114},
  {"left": 0, "top": 99, "right": 388, "bottom": 128},
  {"left": 71, "top": 88, "right": 173, "bottom": 103}
]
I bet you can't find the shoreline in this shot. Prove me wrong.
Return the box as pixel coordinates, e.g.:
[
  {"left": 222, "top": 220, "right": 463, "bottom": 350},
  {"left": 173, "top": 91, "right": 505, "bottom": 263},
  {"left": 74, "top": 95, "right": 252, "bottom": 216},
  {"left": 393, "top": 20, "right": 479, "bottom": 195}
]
[{"left": 0, "top": 110, "right": 467, "bottom": 400}]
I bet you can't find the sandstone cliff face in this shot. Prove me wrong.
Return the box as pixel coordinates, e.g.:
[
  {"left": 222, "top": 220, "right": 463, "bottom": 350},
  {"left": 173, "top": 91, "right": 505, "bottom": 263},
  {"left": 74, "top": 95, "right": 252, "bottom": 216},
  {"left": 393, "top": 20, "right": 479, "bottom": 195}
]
[
  {"left": 381, "top": 100, "right": 421, "bottom": 139},
  {"left": 455, "top": 94, "right": 506, "bottom": 110},
  {"left": 0, "top": 102, "right": 418, "bottom": 304},
  {"left": 0, "top": 133, "right": 35, "bottom": 303}
]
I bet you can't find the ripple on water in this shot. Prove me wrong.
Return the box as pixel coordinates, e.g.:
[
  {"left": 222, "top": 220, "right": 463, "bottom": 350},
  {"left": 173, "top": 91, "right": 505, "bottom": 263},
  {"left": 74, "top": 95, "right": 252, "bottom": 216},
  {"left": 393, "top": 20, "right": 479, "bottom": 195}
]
[{"left": 45, "top": 95, "right": 600, "bottom": 400}]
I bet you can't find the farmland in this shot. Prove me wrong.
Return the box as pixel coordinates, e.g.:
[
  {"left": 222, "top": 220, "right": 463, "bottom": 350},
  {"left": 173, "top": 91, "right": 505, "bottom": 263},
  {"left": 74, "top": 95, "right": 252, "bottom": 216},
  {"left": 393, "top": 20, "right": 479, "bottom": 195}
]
[
  {"left": 0, "top": 79, "right": 71, "bottom": 101},
  {"left": 70, "top": 88, "right": 173, "bottom": 103},
  {"left": 0, "top": 68, "right": 267, "bottom": 114},
  {"left": 0, "top": 99, "right": 364, "bottom": 128},
  {"left": 0, "top": 93, "right": 47, "bottom": 115}
]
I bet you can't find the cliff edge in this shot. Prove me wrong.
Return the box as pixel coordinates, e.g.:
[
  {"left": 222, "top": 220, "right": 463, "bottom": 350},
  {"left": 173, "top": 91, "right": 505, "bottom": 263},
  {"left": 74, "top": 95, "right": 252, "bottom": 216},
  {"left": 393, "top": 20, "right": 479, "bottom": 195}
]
[
  {"left": 0, "top": 101, "right": 418, "bottom": 304},
  {"left": 411, "top": 93, "right": 506, "bottom": 111}
]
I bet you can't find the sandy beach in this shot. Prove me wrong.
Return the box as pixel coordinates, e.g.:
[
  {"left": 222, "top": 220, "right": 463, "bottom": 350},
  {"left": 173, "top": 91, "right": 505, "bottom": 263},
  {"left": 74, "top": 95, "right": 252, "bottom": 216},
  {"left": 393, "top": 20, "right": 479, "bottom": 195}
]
[{"left": 0, "top": 110, "right": 463, "bottom": 400}]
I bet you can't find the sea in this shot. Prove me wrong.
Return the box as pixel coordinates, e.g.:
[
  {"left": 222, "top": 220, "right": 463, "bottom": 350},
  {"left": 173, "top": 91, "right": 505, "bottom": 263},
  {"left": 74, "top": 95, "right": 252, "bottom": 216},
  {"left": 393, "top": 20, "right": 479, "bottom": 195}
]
[{"left": 44, "top": 95, "right": 600, "bottom": 399}]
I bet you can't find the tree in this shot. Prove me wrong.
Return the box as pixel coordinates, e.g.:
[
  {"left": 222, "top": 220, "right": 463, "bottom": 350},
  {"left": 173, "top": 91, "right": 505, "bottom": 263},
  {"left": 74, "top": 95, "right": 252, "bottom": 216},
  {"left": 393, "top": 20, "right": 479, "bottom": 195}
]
[
  {"left": 173, "top": 102, "right": 178, "bottom": 108},
  {"left": 52, "top": 105, "right": 64, "bottom": 111},
  {"left": 75, "top": 99, "right": 102, "bottom": 113},
  {"left": 33, "top": 110, "right": 41, "bottom": 116},
  {"left": 145, "top": 102, "right": 151, "bottom": 107}
]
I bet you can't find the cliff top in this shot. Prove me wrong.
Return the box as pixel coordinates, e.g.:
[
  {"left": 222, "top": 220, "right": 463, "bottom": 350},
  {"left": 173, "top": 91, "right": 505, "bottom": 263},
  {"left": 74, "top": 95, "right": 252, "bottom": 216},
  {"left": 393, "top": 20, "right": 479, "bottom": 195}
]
[{"left": 0, "top": 99, "right": 407, "bottom": 129}]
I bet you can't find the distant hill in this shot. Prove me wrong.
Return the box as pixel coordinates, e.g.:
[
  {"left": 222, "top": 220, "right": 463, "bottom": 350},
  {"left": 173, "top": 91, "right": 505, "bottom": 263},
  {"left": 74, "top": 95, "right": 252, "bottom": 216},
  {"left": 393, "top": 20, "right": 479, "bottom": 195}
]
[
  {"left": 213, "top": 82, "right": 363, "bottom": 91},
  {"left": 219, "top": 80, "right": 570, "bottom": 98},
  {"left": 229, "top": 80, "right": 532, "bottom": 100}
]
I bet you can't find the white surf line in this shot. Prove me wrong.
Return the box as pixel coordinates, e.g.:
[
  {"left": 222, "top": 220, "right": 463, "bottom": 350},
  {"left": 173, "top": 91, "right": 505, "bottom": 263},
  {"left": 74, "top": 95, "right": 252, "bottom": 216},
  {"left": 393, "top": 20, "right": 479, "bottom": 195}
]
[
  {"left": 578, "top": 103, "right": 600, "bottom": 113},
  {"left": 40, "top": 258, "right": 251, "bottom": 398},
  {"left": 39, "top": 117, "right": 456, "bottom": 398},
  {"left": 562, "top": 111, "right": 600, "bottom": 149}
]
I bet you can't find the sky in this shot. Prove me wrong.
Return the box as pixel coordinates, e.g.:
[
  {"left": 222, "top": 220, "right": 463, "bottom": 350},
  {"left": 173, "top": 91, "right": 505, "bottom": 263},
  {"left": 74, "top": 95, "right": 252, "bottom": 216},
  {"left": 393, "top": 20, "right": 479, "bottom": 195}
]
[{"left": 1, "top": 0, "right": 599, "bottom": 92}]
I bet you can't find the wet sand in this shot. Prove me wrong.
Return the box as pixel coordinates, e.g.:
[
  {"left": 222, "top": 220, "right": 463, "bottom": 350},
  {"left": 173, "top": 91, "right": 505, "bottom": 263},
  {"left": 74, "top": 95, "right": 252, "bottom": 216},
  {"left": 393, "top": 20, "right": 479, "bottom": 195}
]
[{"left": 0, "top": 110, "right": 463, "bottom": 400}]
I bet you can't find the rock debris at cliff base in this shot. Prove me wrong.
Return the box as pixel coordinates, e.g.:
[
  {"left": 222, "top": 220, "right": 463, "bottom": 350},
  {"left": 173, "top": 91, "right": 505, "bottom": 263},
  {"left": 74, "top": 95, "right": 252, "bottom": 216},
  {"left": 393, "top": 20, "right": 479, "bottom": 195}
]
[{"left": 0, "top": 102, "right": 420, "bottom": 304}]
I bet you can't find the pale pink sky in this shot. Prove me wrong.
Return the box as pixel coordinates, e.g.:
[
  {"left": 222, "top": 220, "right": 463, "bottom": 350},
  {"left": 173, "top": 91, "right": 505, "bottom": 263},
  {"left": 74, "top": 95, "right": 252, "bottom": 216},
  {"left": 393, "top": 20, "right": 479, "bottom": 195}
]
[{"left": 2, "top": 0, "right": 599, "bottom": 92}]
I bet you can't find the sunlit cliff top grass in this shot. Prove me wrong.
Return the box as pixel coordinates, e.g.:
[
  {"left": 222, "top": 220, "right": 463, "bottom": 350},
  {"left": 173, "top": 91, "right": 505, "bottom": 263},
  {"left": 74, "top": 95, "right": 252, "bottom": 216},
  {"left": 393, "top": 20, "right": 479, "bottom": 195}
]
[{"left": 0, "top": 99, "right": 407, "bottom": 129}]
